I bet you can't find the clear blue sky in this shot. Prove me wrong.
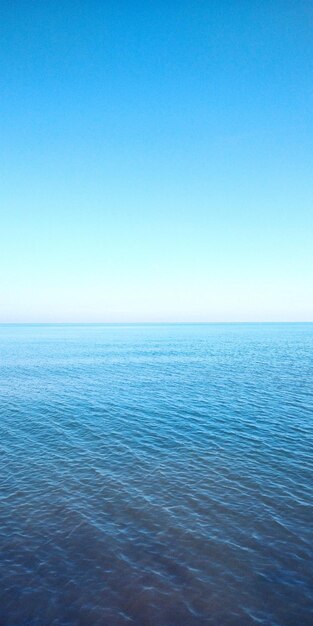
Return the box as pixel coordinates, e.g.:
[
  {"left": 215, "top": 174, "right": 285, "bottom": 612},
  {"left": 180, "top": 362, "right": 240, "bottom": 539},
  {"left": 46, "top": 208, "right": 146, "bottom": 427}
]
[{"left": 1, "top": 0, "right": 312, "bottom": 322}]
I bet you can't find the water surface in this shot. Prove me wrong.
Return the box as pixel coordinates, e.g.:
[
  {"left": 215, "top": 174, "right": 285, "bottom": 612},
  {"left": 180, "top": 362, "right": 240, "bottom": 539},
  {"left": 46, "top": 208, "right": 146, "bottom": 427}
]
[{"left": 0, "top": 323, "right": 312, "bottom": 625}]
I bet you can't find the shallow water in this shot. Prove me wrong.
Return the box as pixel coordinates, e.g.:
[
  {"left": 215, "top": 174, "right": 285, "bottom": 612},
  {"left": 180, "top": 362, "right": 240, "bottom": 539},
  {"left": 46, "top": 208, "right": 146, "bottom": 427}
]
[{"left": 0, "top": 323, "right": 312, "bottom": 625}]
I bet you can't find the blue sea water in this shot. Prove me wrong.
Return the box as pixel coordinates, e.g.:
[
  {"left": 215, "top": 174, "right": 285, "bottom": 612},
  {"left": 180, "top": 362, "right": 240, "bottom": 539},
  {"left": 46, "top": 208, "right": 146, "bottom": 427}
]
[{"left": 0, "top": 323, "right": 312, "bottom": 626}]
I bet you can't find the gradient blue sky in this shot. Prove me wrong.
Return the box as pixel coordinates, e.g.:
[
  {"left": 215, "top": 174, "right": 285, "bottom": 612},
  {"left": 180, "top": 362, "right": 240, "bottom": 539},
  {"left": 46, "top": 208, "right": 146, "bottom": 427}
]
[{"left": 1, "top": 0, "right": 312, "bottom": 322}]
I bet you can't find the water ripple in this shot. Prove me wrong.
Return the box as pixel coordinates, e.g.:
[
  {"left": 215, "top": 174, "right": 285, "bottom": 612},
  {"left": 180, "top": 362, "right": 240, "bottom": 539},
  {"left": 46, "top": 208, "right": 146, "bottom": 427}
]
[{"left": 0, "top": 323, "right": 312, "bottom": 625}]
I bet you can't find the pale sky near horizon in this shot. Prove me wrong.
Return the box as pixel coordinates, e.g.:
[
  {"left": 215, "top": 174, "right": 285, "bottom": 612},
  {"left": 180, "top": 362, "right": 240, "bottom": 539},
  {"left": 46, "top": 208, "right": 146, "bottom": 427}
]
[{"left": 1, "top": 0, "right": 312, "bottom": 322}]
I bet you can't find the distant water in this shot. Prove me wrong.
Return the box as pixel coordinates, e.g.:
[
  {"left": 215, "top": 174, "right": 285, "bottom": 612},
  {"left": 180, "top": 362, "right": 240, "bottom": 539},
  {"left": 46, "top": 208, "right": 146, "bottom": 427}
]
[{"left": 0, "top": 323, "right": 312, "bottom": 625}]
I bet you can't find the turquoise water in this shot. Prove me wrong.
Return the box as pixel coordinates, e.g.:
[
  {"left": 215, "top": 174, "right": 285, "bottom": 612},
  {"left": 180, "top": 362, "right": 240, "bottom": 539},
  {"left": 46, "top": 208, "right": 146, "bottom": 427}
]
[{"left": 0, "top": 323, "right": 312, "bottom": 625}]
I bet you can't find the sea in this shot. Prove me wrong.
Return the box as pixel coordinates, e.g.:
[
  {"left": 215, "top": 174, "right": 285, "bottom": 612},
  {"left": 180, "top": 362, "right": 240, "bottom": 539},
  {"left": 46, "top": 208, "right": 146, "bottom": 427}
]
[{"left": 0, "top": 323, "right": 312, "bottom": 625}]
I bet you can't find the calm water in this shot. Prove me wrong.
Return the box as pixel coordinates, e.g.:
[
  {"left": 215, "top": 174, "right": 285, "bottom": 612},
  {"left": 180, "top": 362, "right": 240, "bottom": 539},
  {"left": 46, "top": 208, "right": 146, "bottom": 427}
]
[{"left": 0, "top": 323, "right": 312, "bottom": 625}]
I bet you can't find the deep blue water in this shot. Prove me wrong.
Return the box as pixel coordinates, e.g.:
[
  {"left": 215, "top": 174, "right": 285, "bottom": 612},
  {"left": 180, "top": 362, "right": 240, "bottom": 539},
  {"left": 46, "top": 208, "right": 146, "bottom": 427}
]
[{"left": 0, "top": 323, "right": 312, "bottom": 626}]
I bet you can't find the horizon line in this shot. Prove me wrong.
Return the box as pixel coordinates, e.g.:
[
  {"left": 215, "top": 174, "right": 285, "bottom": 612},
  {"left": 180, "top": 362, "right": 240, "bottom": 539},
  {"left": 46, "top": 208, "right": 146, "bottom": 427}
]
[{"left": 0, "top": 321, "right": 312, "bottom": 325}]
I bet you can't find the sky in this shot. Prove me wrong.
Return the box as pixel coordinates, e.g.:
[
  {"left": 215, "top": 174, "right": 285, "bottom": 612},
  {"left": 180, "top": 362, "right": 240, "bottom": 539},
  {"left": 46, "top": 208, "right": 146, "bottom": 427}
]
[{"left": 1, "top": 0, "right": 312, "bottom": 322}]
